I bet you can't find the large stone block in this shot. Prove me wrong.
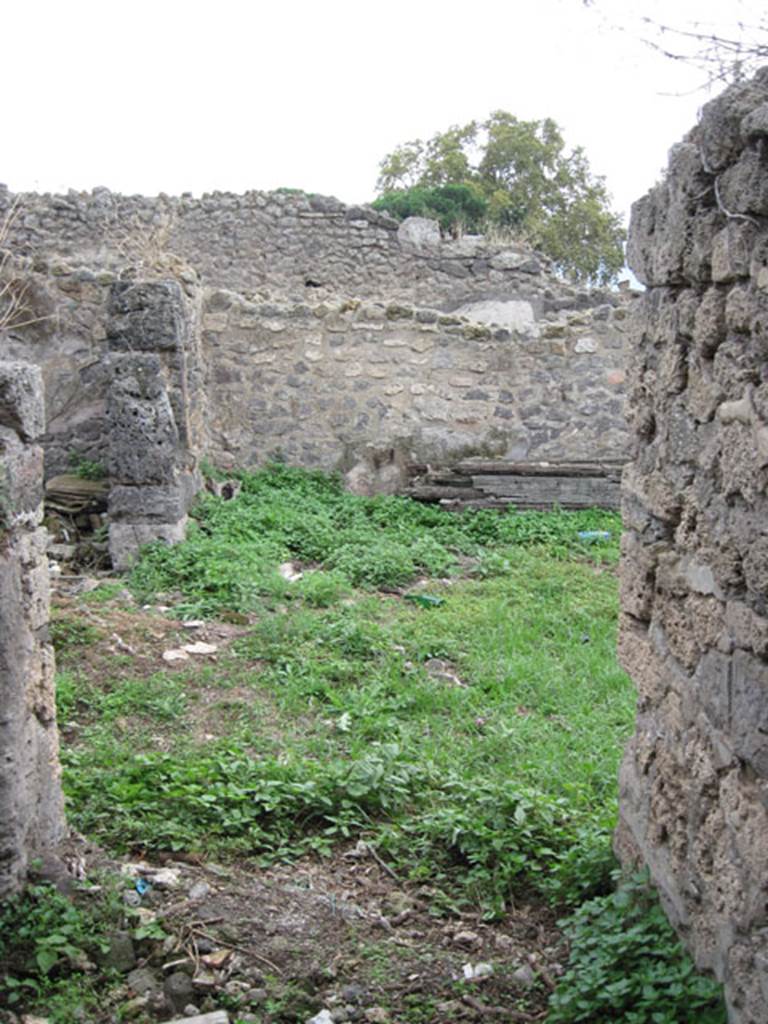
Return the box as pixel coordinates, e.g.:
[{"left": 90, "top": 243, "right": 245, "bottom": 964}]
[
  {"left": 0, "top": 362, "right": 45, "bottom": 441},
  {"left": 108, "top": 364, "right": 180, "bottom": 485},
  {"left": 107, "top": 280, "right": 187, "bottom": 351},
  {"left": 109, "top": 518, "right": 188, "bottom": 572},
  {"left": 109, "top": 478, "right": 196, "bottom": 522},
  {"left": 0, "top": 429, "right": 44, "bottom": 527}
]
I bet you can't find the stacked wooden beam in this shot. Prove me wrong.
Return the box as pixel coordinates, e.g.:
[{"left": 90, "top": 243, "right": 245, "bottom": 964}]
[{"left": 406, "top": 460, "right": 624, "bottom": 511}]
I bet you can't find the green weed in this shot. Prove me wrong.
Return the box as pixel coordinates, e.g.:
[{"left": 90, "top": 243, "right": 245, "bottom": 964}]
[
  {"left": 127, "top": 463, "right": 620, "bottom": 614},
  {"left": 67, "top": 452, "right": 106, "bottom": 481},
  {"left": 0, "top": 881, "right": 122, "bottom": 1022},
  {"left": 548, "top": 872, "right": 726, "bottom": 1023},
  {"left": 50, "top": 616, "right": 101, "bottom": 655}
]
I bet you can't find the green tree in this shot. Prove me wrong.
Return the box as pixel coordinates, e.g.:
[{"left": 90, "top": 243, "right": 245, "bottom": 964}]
[
  {"left": 374, "top": 111, "right": 625, "bottom": 285},
  {"left": 372, "top": 182, "right": 488, "bottom": 236}
]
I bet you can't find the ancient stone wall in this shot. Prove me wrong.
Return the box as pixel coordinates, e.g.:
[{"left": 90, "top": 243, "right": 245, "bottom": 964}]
[
  {"left": 1, "top": 258, "right": 113, "bottom": 476},
  {"left": 1, "top": 193, "right": 632, "bottom": 485},
  {"left": 618, "top": 69, "right": 768, "bottom": 1024},
  {"left": 0, "top": 186, "right": 605, "bottom": 308},
  {"left": 203, "top": 291, "right": 628, "bottom": 483},
  {"left": 0, "top": 362, "right": 65, "bottom": 897}
]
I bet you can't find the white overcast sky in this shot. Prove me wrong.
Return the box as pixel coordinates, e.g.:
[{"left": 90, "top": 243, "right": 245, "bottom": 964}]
[{"left": 3, "top": 0, "right": 764, "bottom": 225}]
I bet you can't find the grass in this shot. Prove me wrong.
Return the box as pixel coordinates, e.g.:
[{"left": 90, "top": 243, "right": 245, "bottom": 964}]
[
  {"left": 37, "top": 464, "right": 727, "bottom": 1022},
  {"left": 57, "top": 464, "right": 629, "bottom": 916}
]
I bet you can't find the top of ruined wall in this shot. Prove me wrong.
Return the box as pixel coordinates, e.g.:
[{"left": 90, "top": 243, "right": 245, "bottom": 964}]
[
  {"left": 628, "top": 66, "right": 768, "bottom": 288},
  {"left": 1, "top": 185, "right": 614, "bottom": 312}
]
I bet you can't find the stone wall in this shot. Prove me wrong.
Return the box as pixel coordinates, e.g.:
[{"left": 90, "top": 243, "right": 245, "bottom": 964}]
[
  {"left": 618, "top": 69, "right": 768, "bottom": 1024},
  {"left": 203, "top": 291, "right": 628, "bottom": 484},
  {"left": 0, "top": 362, "right": 65, "bottom": 897},
  {"left": 1, "top": 190, "right": 632, "bottom": 485},
  {"left": 1, "top": 258, "right": 113, "bottom": 477},
  {"left": 0, "top": 185, "right": 609, "bottom": 308}
]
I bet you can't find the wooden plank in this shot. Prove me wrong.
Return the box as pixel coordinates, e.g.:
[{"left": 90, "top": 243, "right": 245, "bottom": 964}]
[
  {"left": 162, "top": 1013, "right": 229, "bottom": 1024},
  {"left": 454, "top": 459, "right": 624, "bottom": 478},
  {"left": 470, "top": 474, "right": 620, "bottom": 509},
  {"left": 406, "top": 486, "right": 484, "bottom": 502},
  {"left": 419, "top": 474, "right": 478, "bottom": 488}
]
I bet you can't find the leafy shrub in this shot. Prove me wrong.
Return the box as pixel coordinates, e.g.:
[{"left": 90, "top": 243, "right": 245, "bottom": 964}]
[
  {"left": 372, "top": 183, "right": 488, "bottom": 234},
  {"left": 376, "top": 778, "right": 616, "bottom": 916},
  {"left": 63, "top": 742, "right": 428, "bottom": 860},
  {"left": 295, "top": 569, "right": 351, "bottom": 607},
  {"left": 547, "top": 872, "right": 727, "bottom": 1023}
]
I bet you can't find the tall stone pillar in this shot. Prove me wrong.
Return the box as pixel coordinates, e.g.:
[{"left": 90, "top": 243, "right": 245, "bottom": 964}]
[
  {"left": 618, "top": 69, "right": 768, "bottom": 1023},
  {"left": 0, "top": 362, "right": 65, "bottom": 897},
  {"left": 106, "top": 279, "right": 204, "bottom": 570}
]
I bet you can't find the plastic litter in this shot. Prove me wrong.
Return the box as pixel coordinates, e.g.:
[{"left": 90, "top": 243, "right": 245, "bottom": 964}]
[
  {"left": 135, "top": 878, "right": 151, "bottom": 896},
  {"left": 577, "top": 530, "right": 611, "bottom": 542},
  {"left": 462, "top": 961, "right": 494, "bottom": 980},
  {"left": 404, "top": 594, "right": 445, "bottom": 608}
]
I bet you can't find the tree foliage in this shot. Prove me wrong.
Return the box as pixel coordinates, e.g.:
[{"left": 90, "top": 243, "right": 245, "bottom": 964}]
[
  {"left": 372, "top": 183, "right": 488, "bottom": 235},
  {"left": 374, "top": 112, "right": 625, "bottom": 285}
]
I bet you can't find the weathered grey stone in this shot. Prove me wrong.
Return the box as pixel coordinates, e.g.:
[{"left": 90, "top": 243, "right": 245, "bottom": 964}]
[
  {"left": 0, "top": 429, "right": 44, "bottom": 528},
  {"left": 109, "top": 484, "right": 187, "bottom": 522},
  {"left": 164, "top": 971, "right": 196, "bottom": 1014},
  {"left": 108, "top": 280, "right": 187, "bottom": 351},
  {"left": 718, "top": 150, "right": 768, "bottom": 217},
  {"left": 101, "top": 931, "right": 137, "bottom": 973},
  {"left": 107, "top": 360, "right": 180, "bottom": 485},
  {"left": 109, "top": 519, "right": 188, "bottom": 572},
  {"left": 619, "top": 69, "right": 768, "bottom": 1024},
  {"left": 712, "top": 222, "right": 756, "bottom": 283},
  {"left": 452, "top": 299, "right": 537, "bottom": 335},
  {"left": 0, "top": 362, "right": 65, "bottom": 899},
  {"left": 396, "top": 217, "right": 440, "bottom": 249},
  {"left": 127, "top": 966, "right": 162, "bottom": 997},
  {"left": 0, "top": 363, "right": 46, "bottom": 443}
]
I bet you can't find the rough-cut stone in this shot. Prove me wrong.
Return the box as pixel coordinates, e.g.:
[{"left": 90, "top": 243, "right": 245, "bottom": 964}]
[
  {"left": 108, "top": 281, "right": 187, "bottom": 351},
  {"left": 452, "top": 299, "right": 538, "bottom": 336},
  {"left": 0, "top": 362, "right": 65, "bottom": 898},
  {"left": 620, "top": 69, "right": 768, "bottom": 1024},
  {"left": 396, "top": 216, "right": 440, "bottom": 249},
  {"left": 106, "top": 282, "right": 202, "bottom": 570},
  {"left": 0, "top": 362, "right": 47, "bottom": 442}
]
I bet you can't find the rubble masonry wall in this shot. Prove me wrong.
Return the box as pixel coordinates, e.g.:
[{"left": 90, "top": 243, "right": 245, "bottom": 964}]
[
  {"left": 0, "top": 361, "right": 65, "bottom": 897},
  {"left": 618, "top": 68, "right": 768, "bottom": 1023}
]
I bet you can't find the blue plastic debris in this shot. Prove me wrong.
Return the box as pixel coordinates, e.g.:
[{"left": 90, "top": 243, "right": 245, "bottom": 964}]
[
  {"left": 135, "top": 877, "right": 151, "bottom": 896},
  {"left": 577, "top": 530, "right": 611, "bottom": 542}
]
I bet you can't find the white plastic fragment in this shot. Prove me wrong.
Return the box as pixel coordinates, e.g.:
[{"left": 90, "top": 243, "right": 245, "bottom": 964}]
[
  {"left": 462, "top": 961, "right": 494, "bottom": 980},
  {"left": 160, "top": 1013, "right": 229, "bottom": 1024}
]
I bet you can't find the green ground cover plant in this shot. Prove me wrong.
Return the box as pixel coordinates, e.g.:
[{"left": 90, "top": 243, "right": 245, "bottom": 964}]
[
  {"left": 48, "top": 465, "right": 726, "bottom": 1019},
  {"left": 548, "top": 872, "right": 726, "bottom": 1023},
  {"left": 0, "top": 879, "right": 136, "bottom": 1023},
  {"left": 61, "top": 465, "right": 628, "bottom": 916}
]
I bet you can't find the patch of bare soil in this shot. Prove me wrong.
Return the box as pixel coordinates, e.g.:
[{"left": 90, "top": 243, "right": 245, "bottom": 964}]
[{"left": 44, "top": 833, "right": 563, "bottom": 1024}]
